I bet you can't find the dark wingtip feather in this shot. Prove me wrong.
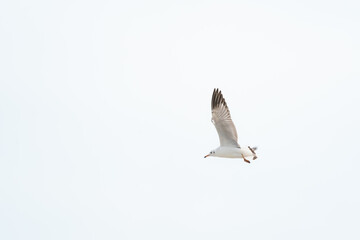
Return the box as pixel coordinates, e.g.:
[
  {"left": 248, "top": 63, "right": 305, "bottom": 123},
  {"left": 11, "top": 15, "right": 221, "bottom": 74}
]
[
  {"left": 211, "top": 88, "right": 227, "bottom": 110},
  {"left": 211, "top": 88, "right": 217, "bottom": 109},
  {"left": 211, "top": 88, "right": 216, "bottom": 109}
]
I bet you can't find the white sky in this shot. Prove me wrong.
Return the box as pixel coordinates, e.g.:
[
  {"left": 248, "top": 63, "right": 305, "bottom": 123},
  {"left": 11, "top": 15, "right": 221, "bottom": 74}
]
[{"left": 1, "top": 0, "right": 360, "bottom": 239}]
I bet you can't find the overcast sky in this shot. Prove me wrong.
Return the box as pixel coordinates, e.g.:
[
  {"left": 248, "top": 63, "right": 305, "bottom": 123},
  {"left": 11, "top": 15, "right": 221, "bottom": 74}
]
[{"left": 1, "top": 0, "right": 360, "bottom": 239}]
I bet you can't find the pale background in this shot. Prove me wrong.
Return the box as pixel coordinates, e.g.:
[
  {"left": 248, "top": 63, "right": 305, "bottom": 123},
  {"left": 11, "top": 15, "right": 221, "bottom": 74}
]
[{"left": 1, "top": 0, "right": 360, "bottom": 239}]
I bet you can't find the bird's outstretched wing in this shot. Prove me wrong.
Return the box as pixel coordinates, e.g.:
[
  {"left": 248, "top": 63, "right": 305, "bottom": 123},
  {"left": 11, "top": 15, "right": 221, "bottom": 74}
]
[{"left": 211, "top": 88, "right": 240, "bottom": 147}]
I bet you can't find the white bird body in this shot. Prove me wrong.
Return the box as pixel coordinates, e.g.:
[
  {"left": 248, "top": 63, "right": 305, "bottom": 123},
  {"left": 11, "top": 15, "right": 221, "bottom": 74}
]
[
  {"left": 212, "top": 146, "right": 254, "bottom": 159},
  {"left": 204, "top": 88, "right": 258, "bottom": 163}
]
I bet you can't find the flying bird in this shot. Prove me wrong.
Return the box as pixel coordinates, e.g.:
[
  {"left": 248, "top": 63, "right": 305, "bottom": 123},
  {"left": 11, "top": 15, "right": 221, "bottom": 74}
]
[{"left": 204, "top": 88, "right": 257, "bottom": 163}]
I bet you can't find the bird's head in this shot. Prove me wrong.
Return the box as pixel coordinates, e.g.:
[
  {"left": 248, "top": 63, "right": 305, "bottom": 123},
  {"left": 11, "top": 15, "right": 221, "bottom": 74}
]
[{"left": 204, "top": 150, "right": 216, "bottom": 158}]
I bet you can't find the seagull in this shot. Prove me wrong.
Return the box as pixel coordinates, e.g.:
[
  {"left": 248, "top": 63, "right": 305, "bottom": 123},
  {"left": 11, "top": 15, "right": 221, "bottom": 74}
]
[{"left": 204, "top": 88, "right": 257, "bottom": 163}]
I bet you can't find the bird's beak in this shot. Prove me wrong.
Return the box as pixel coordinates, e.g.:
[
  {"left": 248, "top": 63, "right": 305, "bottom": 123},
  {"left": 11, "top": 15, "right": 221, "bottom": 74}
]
[{"left": 204, "top": 154, "right": 210, "bottom": 158}]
